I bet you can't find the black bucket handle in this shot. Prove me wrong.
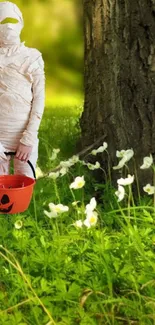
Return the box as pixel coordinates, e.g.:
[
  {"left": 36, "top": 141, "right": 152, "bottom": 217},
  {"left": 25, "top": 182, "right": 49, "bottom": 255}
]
[{"left": 4, "top": 152, "right": 36, "bottom": 179}]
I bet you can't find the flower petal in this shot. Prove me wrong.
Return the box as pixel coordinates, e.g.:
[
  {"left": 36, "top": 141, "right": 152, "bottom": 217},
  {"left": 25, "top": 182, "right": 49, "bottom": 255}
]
[
  {"left": 117, "top": 174, "right": 134, "bottom": 186},
  {"left": 115, "top": 185, "right": 125, "bottom": 202},
  {"left": 140, "top": 154, "right": 153, "bottom": 169},
  {"left": 143, "top": 184, "right": 155, "bottom": 195}
]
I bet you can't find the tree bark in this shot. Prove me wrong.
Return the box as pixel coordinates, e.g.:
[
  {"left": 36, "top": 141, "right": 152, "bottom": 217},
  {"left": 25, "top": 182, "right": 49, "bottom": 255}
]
[{"left": 80, "top": 0, "right": 155, "bottom": 185}]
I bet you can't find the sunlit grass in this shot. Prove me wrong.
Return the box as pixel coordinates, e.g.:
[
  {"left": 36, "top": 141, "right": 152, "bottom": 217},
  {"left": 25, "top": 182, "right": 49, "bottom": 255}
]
[{"left": 45, "top": 92, "right": 83, "bottom": 108}]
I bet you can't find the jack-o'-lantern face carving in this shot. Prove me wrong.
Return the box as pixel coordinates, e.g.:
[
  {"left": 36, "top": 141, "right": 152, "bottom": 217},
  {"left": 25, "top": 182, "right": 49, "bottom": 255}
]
[{"left": 0, "top": 194, "right": 13, "bottom": 213}]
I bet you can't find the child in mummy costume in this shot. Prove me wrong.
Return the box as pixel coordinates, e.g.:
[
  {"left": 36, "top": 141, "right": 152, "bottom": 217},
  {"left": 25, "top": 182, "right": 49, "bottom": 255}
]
[{"left": 0, "top": 1, "right": 45, "bottom": 177}]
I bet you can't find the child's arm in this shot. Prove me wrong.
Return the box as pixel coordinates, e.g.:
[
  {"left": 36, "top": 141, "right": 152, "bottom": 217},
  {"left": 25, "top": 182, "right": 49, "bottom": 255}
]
[{"left": 16, "top": 52, "right": 45, "bottom": 161}]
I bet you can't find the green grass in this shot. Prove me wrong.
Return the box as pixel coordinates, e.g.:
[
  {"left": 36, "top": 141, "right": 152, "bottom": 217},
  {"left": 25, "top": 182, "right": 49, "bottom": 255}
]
[
  {"left": 0, "top": 104, "right": 155, "bottom": 324},
  {"left": 38, "top": 104, "right": 82, "bottom": 170}
]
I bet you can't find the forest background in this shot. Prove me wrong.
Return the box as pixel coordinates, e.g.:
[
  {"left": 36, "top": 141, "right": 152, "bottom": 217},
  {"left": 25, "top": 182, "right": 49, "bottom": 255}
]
[{"left": 12, "top": 0, "right": 83, "bottom": 107}]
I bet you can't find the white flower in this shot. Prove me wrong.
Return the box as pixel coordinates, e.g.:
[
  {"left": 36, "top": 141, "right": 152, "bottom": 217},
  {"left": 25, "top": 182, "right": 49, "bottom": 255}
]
[
  {"left": 36, "top": 167, "right": 44, "bottom": 179},
  {"left": 85, "top": 197, "right": 97, "bottom": 214},
  {"left": 121, "top": 149, "right": 134, "bottom": 161},
  {"left": 113, "top": 157, "right": 127, "bottom": 170},
  {"left": 44, "top": 210, "right": 57, "bottom": 218},
  {"left": 103, "top": 142, "right": 108, "bottom": 150},
  {"left": 84, "top": 198, "right": 98, "bottom": 228},
  {"left": 91, "top": 142, "right": 108, "bottom": 155},
  {"left": 140, "top": 154, "right": 153, "bottom": 169},
  {"left": 59, "top": 167, "right": 68, "bottom": 176},
  {"left": 143, "top": 184, "right": 155, "bottom": 195},
  {"left": 48, "top": 171, "right": 60, "bottom": 179},
  {"left": 97, "top": 146, "right": 106, "bottom": 153},
  {"left": 69, "top": 155, "right": 79, "bottom": 164},
  {"left": 50, "top": 148, "right": 60, "bottom": 161},
  {"left": 60, "top": 160, "right": 73, "bottom": 168},
  {"left": 95, "top": 162, "right": 101, "bottom": 169},
  {"left": 70, "top": 176, "right": 85, "bottom": 189},
  {"left": 73, "top": 220, "right": 83, "bottom": 228},
  {"left": 116, "top": 150, "right": 126, "bottom": 158},
  {"left": 91, "top": 150, "right": 97, "bottom": 155},
  {"left": 83, "top": 219, "right": 91, "bottom": 228},
  {"left": 113, "top": 149, "right": 134, "bottom": 170},
  {"left": 49, "top": 203, "right": 69, "bottom": 213},
  {"left": 87, "top": 162, "right": 101, "bottom": 170},
  {"left": 59, "top": 155, "right": 79, "bottom": 170},
  {"left": 115, "top": 185, "right": 125, "bottom": 202},
  {"left": 44, "top": 203, "right": 69, "bottom": 218},
  {"left": 14, "top": 220, "right": 23, "bottom": 229},
  {"left": 117, "top": 174, "right": 134, "bottom": 186},
  {"left": 84, "top": 211, "right": 98, "bottom": 228},
  {"left": 50, "top": 153, "right": 57, "bottom": 161}
]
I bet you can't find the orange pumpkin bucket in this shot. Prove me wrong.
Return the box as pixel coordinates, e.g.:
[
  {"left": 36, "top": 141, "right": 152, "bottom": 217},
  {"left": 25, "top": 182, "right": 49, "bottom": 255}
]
[{"left": 0, "top": 152, "right": 36, "bottom": 214}]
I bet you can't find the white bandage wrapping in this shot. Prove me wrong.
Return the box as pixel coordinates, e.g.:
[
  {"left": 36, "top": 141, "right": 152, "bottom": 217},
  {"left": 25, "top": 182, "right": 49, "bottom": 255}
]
[
  {"left": 0, "top": 1, "right": 45, "bottom": 174},
  {"left": 0, "top": 142, "right": 7, "bottom": 161}
]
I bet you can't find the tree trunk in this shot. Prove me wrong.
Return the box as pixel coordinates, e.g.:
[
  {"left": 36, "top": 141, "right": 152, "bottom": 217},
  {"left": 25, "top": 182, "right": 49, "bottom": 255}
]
[{"left": 80, "top": 0, "right": 155, "bottom": 186}]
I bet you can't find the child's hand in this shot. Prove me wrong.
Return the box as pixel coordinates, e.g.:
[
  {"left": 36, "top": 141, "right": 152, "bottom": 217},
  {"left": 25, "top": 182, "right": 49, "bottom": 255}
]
[{"left": 16, "top": 143, "right": 33, "bottom": 162}]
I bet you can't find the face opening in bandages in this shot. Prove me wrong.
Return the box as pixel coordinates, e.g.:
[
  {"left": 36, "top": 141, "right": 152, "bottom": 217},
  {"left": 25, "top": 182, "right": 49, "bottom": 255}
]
[{"left": 0, "top": 1, "right": 24, "bottom": 47}]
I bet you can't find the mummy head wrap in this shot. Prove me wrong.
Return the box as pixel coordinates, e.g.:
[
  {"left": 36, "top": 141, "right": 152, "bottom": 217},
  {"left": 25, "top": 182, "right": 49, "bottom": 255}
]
[{"left": 0, "top": 1, "right": 24, "bottom": 47}]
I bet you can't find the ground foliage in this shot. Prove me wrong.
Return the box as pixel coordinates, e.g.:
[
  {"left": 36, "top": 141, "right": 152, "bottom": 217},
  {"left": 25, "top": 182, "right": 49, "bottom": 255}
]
[{"left": 0, "top": 106, "right": 155, "bottom": 324}]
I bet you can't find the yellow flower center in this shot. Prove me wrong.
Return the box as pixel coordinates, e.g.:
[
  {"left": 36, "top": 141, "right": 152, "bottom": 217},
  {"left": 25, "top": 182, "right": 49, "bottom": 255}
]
[
  {"left": 54, "top": 207, "right": 62, "bottom": 213},
  {"left": 77, "top": 181, "right": 84, "bottom": 187},
  {"left": 89, "top": 216, "right": 96, "bottom": 224}
]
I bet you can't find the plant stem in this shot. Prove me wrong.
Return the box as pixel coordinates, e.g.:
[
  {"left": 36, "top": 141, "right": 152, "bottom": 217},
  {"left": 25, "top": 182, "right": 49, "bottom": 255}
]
[{"left": 53, "top": 179, "right": 60, "bottom": 202}]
